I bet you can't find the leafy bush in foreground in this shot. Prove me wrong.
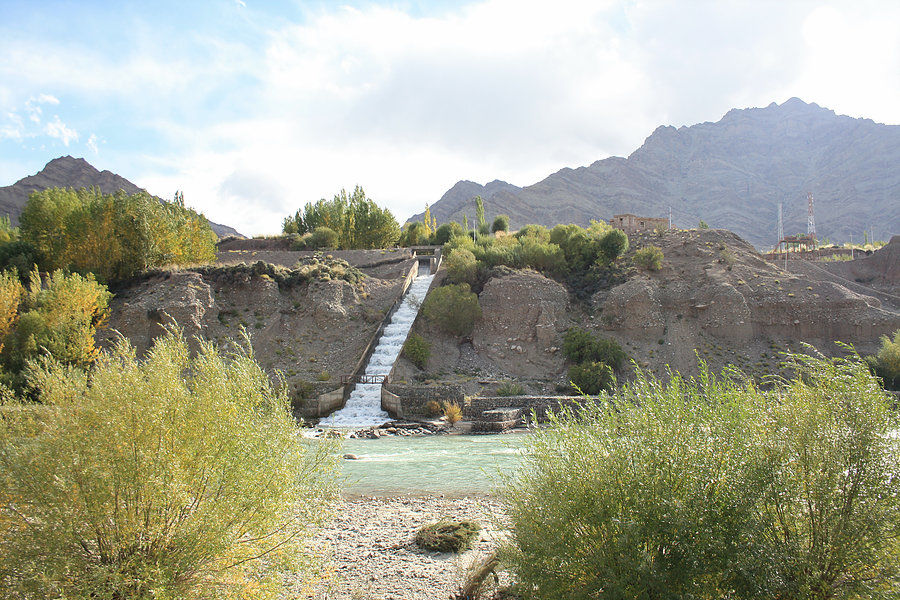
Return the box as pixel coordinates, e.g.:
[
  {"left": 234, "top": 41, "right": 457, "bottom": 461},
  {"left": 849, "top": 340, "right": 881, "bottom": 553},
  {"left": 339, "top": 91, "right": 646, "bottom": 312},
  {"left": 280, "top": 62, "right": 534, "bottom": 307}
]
[
  {"left": 0, "top": 330, "right": 338, "bottom": 599},
  {"left": 501, "top": 352, "right": 900, "bottom": 600}
]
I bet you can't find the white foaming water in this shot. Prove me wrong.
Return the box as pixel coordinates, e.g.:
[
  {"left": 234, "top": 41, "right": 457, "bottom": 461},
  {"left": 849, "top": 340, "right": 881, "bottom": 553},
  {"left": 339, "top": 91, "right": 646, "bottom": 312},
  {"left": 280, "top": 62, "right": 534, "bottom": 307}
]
[{"left": 319, "top": 268, "right": 435, "bottom": 429}]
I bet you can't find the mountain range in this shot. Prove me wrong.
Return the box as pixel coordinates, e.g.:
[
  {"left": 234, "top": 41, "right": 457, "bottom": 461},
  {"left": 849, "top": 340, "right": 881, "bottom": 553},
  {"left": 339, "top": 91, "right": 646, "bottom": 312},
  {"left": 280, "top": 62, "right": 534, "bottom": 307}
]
[
  {"left": 0, "top": 156, "right": 242, "bottom": 239},
  {"left": 413, "top": 98, "right": 899, "bottom": 247}
]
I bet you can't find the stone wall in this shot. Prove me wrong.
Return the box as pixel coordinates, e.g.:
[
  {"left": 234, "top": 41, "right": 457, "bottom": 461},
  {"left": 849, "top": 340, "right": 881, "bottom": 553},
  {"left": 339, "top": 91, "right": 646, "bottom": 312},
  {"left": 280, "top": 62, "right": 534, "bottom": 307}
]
[
  {"left": 380, "top": 385, "right": 588, "bottom": 423},
  {"left": 381, "top": 383, "right": 466, "bottom": 419},
  {"left": 465, "top": 395, "right": 586, "bottom": 422}
]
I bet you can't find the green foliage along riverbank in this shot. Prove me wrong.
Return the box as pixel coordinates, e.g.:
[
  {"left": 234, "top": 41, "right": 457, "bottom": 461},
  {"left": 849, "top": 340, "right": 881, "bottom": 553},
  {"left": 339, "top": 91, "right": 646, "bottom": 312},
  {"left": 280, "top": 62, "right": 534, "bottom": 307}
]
[
  {"left": 19, "top": 188, "right": 217, "bottom": 282},
  {"left": 501, "top": 350, "right": 900, "bottom": 600},
  {"left": 0, "top": 269, "right": 111, "bottom": 391},
  {"left": 0, "top": 330, "right": 337, "bottom": 599}
]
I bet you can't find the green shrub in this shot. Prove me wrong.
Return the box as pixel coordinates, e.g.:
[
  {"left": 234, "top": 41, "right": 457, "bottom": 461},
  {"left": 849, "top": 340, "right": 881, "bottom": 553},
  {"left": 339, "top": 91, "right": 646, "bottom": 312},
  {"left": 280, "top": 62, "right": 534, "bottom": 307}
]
[
  {"left": 400, "top": 221, "right": 429, "bottom": 246},
  {"left": 0, "top": 330, "right": 338, "bottom": 599},
  {"left": 502, "top": 352, "right": 900, "bottom": 600},
  {"left": 316, "top": 370, "right": 331, "bottom": 381},
  {"left": 306, "top": 226, "right": 339, "bottom": 250},
  {"left": 562, "top": 327, "right": 626, "bottom": 371},
  {"left": 416, "top": 520, "right": 481, "bottom": 553},
  {"left": 634, "top": 245, "right": 664, "bottom": 271},
  {"left": 598, "top": 228, "right": 629, "bottom": 262},
  {"left": 1, "top": 269, "right": 111, "bottom": 385},
  {"left": 478, "top": 223, "right": 491, "bottom": 236},
  {"left": 514, "top": 224, "right": 550, "bottom": 243},
  {"left": 491, "top": 214, "right": 510, "bottom": 233},
  {"left": 444, "top": 248, "right": 479, "bottom": 286},
  {"left": 567, "top": 361, "right": 614, "bottom": 394},
  {"left": 403, "top": 332, "right": 431, "bottom": 370},
  {"left": 870, "top": 328, "right": 900, "bottom": 389},
  {"left": 433, "top": 222, "right": 463, "bottom": 245},
  {"left": 0, "top": 240, "right": 38, "bottom": 280},
  {"left": 517, "top": 238, "right": 566, "bottom": 276},
  {"left": 496, "top": 381, "right": 524, "bottom": 397},
  {"left": 422, "top": 283, "right": 482, "bottom": 337}
]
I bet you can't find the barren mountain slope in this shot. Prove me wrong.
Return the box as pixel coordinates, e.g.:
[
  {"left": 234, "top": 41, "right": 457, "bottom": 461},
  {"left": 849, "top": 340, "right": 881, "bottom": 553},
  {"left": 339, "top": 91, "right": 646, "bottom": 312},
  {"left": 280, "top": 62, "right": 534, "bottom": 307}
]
[{"left": 415, "top": 99, "right": 900, "bottom": 247}]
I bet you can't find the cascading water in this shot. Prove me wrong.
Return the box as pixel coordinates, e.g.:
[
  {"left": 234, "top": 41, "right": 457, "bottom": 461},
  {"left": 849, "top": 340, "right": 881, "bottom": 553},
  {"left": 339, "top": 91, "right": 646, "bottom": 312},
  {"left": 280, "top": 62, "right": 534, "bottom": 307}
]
[{"left": 319, "top": 265, "right": 435, "bottom": 428}]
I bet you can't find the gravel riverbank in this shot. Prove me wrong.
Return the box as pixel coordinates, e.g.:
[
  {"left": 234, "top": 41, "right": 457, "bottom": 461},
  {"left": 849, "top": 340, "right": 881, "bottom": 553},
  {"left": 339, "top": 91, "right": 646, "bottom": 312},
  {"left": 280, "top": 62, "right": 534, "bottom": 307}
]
[{"left": 294, "top": 495, "right": 510, "bottom": 600}]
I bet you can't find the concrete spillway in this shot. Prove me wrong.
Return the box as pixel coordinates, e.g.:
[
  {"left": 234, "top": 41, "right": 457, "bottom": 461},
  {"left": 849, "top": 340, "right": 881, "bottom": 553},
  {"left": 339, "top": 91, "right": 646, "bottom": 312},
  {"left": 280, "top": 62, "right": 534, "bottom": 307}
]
[{"left": 319, "top": 266, "right": 434, "bottom": 428}]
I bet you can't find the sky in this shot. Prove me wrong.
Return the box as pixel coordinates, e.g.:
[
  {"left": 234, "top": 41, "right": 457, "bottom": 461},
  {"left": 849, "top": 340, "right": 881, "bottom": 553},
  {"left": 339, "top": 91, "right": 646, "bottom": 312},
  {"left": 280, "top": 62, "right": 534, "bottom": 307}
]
[{"left": 1, "top": 0, "right": 898, "bottom": 236}]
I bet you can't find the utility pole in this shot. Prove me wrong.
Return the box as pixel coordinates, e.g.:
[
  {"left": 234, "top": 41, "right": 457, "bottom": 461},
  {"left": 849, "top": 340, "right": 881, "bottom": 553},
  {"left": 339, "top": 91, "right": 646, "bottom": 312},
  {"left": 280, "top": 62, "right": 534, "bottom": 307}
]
[
  {"left": 668, "top": 206, "right": 672, "bottom": 230},
  {"left": 807, "top": 192, "right": 817, "bottom": 248},
  {"left": 777, "top": 202, "right": 784, "bottom": 248}
]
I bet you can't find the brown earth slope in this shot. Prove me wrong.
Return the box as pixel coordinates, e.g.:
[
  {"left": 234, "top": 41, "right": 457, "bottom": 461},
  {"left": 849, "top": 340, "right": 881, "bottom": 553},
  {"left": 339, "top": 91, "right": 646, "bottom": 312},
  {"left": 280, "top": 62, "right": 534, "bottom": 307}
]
[
  {"left": 102, "top": 249, "right": 418, "bottom": 402},
  {"left": 394, "top": 229, "right": 899, "bottom": 393}
]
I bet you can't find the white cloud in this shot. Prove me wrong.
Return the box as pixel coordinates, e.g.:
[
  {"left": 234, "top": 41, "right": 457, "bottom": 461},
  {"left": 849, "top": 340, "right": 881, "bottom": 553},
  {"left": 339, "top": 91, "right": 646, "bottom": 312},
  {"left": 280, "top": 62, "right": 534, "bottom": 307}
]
[
  {"left": 3, "top": 0, "right": 898, "bottom": 236},
  {"left": 23, "top": 93, "right": 61, "bottom": 124},
  {"left": 35, "top": 93, "right": 59, "bottom": 105},
  {"left": 0, "top": 112, "right": 25, "bottom": 141},
  {"left": 43, "top": 115, "right": 78, "bottom": 146},
  {"left": 86, "top": 133, "right": 99, "bottom": 154}
]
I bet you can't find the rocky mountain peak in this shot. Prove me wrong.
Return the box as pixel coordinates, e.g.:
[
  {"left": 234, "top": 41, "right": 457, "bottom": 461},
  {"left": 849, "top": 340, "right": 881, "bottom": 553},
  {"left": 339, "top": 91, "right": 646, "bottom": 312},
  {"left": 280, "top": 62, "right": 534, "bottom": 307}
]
[{"left": 425, "top": 99, "right": 899, "bottom": 247}]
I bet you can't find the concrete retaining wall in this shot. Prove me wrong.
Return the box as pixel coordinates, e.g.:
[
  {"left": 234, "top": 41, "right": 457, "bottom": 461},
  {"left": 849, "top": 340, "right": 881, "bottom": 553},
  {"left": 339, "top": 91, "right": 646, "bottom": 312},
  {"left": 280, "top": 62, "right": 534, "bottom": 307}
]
[{"left": 295, "top": 387, "right": 345, "bottom": 419}]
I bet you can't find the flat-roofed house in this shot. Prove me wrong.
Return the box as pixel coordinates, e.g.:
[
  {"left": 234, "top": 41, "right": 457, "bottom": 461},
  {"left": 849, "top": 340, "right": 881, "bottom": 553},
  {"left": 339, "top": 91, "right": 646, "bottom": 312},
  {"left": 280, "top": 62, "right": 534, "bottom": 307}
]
[{"left": 608, "top": 214, "right": 669, "bottom": 234}]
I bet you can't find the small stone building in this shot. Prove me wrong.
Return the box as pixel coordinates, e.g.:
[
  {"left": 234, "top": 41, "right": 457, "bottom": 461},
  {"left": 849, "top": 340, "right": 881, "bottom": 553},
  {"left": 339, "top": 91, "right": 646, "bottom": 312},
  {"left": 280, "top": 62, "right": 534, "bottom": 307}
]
[{"left": 608, "top": 214, "right": 669, "bottom": 234}]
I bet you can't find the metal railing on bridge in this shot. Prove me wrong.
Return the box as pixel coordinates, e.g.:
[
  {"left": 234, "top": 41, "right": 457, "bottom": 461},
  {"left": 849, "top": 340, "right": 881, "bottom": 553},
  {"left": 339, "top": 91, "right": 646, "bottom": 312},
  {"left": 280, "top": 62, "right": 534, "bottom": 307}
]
[{"left": 341, "top": 374, "right": 390, "bottom": 385}]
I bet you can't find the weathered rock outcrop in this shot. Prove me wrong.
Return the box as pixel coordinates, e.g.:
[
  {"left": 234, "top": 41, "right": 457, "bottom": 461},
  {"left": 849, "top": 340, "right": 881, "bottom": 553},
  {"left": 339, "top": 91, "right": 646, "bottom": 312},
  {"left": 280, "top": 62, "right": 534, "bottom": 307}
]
[
  {"left": 597, "top": 229, "right": 899, "bottom": 374},
  {"left": 472, "top": 271, "right": 569, "bottom": 377},
  {"left": 102, "top": 258, "right": 416, "bottom": 392}
]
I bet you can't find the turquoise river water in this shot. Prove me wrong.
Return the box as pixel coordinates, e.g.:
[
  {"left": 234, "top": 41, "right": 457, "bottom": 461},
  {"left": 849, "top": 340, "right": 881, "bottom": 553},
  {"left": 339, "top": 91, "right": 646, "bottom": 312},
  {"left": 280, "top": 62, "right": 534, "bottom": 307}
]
[{"left": 337, "top": 433, "right": 528, "bottom": 495}]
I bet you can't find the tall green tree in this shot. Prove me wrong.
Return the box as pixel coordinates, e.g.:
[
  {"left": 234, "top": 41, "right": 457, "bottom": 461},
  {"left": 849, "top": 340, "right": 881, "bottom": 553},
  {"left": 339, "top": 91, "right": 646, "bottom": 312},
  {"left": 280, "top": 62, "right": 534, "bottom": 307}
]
[
  {"left": 474, "top": 196, "right": 486, "bottom": 230},
  {"left": 20, "top": 188, "right": 216, "bottom": 281},
  {"left": 284, "top": 186, "right": 400, "bottom": 249}
]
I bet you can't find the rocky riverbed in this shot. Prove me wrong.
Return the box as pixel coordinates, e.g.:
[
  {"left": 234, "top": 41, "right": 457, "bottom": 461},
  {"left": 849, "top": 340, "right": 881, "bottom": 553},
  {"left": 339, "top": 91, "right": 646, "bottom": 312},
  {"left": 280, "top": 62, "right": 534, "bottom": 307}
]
[{"left": 294, "top": 495, "right": 510, "bottom": 600}]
